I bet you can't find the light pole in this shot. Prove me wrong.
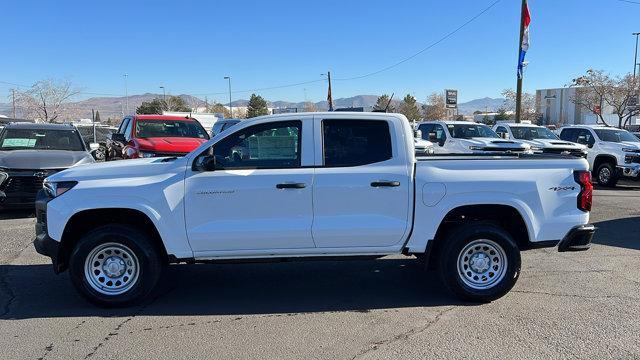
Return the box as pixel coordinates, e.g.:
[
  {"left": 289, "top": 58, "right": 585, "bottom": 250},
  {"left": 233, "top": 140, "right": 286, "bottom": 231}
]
[
  {"left": 159, "top": 86, "right": 166, "bottom": 109},
  {"left": 123, "top": 74, "right": 129, "bottom": 115},
  {"left": 634, "top": 33, "right": 640, "bottom": 77},
  {"left": 224, "top": 76, "right": 232, "bottom": 117}
]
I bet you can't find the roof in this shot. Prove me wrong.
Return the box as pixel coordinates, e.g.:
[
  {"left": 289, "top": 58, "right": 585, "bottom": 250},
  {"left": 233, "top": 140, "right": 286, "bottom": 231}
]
[
  {"left": 498, "top": 122, "right": 542, "bottom": 128},
  {"left": 3, "top": 122, "right": 77, "bottom": 130},
  {"left": 419, "top": 120, "right": 478, "bottom": 125},
  {"left": 560, "top": 124, "right": 615, "bottom": 129},
  {"left": 134, "top": 114, "right": 197, "bottom": 121}
]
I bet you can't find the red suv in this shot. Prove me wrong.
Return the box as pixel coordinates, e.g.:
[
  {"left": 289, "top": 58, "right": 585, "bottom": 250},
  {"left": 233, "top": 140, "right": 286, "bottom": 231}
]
[{"left": 106, "top": 115, "right": 209, "bottom": 160}]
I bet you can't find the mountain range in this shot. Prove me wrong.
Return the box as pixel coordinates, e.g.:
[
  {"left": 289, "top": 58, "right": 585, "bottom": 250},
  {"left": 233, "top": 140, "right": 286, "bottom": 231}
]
[{"left": 0, "top": 94, "right": 506, "bottom": 121}]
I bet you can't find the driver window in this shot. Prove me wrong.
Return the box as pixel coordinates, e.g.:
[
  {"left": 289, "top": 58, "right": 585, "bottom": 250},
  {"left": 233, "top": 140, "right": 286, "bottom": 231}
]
[{"left": 209, "top": 120, "right": 301, "bottom": 170}]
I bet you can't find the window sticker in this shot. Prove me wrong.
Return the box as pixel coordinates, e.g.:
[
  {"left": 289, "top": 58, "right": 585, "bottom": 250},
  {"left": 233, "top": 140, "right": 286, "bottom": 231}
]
[{"left": 2, "top": 138, "right": 37, "bottom": 147}]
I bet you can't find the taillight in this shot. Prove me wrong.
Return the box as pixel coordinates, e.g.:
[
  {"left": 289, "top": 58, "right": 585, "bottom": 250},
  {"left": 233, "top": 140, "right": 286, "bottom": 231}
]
[{"left": 574, "top": 170, "right": 592, "bottom": 212}]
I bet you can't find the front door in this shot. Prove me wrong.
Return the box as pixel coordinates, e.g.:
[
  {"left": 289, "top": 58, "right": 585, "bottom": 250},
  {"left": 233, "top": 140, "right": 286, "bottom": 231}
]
[{"left": 185, "top": 119, "right": 315, "bottom": 254}]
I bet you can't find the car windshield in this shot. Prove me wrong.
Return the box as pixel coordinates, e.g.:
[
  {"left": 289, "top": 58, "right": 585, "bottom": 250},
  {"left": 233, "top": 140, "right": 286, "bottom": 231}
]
[
  {"left": 135, "top": 119, "right": 210, "bottom": 139},
  {"left": 448, "top": 124, "right": 499, "bottom": 139},
  {"left": 76, "top": 126, "right": 116, "bottom": 146},
  {"left": 511, "top": 126, "right": 558, "bottom": 140},
  {"left": 594, "top": 129, "right": 639, "bottom": 143},
  {"left": 0, "top": 128, "right": 85, "bottom": 151}
]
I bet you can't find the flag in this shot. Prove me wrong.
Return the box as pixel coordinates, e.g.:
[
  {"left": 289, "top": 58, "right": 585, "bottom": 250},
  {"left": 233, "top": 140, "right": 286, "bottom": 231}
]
[{"left": 517, "top": 1, "right": 531, "bottom": 79}]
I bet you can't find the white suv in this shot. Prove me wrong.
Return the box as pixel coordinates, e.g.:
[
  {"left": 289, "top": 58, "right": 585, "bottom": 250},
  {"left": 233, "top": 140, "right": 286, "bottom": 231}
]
[
  {"left": 559, "top": 125, "right": 640, "bottom": 187},
  {"left": 493, "top": 122, "right": 587, "bottom": 158},
  {"left": 417, "top": 121, "right": 531, "bottom": 154}
]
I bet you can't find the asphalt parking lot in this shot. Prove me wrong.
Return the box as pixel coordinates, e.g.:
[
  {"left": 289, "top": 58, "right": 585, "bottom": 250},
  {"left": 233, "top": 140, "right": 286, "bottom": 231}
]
[{"left": 0, "top": 183, "right": 639, "bottom": 360}]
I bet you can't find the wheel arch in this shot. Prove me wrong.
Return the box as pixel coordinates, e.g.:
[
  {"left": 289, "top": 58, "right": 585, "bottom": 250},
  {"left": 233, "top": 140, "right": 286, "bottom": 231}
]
[{"left": 56, "top": 208, "right": 169, "bottom": 273}]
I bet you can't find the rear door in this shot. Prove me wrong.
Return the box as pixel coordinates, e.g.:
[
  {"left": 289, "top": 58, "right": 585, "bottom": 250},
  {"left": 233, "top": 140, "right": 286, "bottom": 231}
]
[{"left": 311, "top": 116, "right": 412, "bottom": 248}]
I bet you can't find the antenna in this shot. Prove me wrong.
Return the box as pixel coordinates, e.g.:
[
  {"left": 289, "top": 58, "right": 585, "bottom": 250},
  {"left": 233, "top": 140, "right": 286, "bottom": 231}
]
[{"left": 384, "top": 93, "right": 395, "bottom": 113}]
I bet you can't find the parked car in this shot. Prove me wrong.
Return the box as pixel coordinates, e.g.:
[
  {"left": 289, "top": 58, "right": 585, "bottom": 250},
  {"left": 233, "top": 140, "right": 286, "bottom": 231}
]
[
  {"left": 210, "top": 119, "right": 241, "bottom": 137},
  {"left": 34, "top": 112, "right": 594, "bottom": 307},
  {"left": 106, "top": 115, "right": 210, "bottom": 160},
  {"left": 417, "top": 121, "right": 531, "bottom": 154},
  {"left": 559, "top": 125, "right": 640, "bottom": 187},
  {"left": 0, "top": 123, "right": 94, "bottom": 209},
  {"left": 493, "top": 122, "right": 587, "bottom": 157},
  {"left": 74, "top": 123, "right": 117, "bottom": 161}
]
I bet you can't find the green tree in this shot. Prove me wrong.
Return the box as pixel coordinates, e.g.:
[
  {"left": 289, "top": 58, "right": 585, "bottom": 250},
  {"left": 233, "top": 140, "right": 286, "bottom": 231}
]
[
  {"left": 373, "top": 94, "right": 395, "bottom": 112},
  {"left": 246, "top": 93, "right": 269, "bottom": 118},
  {"left": 94, "top": 110, "right": 101, "bottom": 123},
  {"left": 398, "top": 94, "right": 421, "bottom": 123},
  {"left": 165, "top": 96, "right": 191, "bottom": 112},
  {"left": 494, "top": 108, "right": 510, "bottom": 121},
  {"left": 136, "top": 98, "right": 165, "bottom": 114}
]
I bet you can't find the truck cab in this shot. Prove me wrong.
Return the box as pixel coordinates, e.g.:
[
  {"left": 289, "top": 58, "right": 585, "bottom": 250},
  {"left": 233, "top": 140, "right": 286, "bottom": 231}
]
[{"left": 559, "top": 125, "right": 640, "bottom": 186}]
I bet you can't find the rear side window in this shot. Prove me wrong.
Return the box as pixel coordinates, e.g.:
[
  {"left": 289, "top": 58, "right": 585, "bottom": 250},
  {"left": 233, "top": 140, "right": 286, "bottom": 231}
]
[
  {"left": 322, "top": 120, "right": 392, "bottom": 167},
  {"left": 560, "top": 128, "right": 577, "bottom": 142}
]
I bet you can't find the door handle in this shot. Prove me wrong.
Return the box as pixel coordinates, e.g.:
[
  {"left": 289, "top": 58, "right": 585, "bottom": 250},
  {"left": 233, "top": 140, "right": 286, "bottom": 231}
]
[
  {"left": 276, "top": 183, "right": 306, "bottom": 189},
  {"left": 371, "top": 181, "right": 400, "bottom": 187}
]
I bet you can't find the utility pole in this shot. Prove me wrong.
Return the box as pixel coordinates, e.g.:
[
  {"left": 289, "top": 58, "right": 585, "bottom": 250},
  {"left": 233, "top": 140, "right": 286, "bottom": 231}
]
[
  {"left": 11, "top": 89, "right": 16, "bottom": 119},
  {"left": 633, "top": 33, "right": 640, "bottom": 77},
  {"left": 224, "top": 76, "right": 232, "bottom": 117},
  {"left": 123, "top": 74, "right": 129, "bottom": 115},
  {"left": 159, "top": 86, "right": 166, "bottom": 104},
  {"left": 92, "top": 109, "right": 97, "bottom": 143},
  {"left": 323, "top": 71, "right": 333, "bottom": 111},
  {"left": 515, "top": 0, "right": 529, "bottom": 123}
]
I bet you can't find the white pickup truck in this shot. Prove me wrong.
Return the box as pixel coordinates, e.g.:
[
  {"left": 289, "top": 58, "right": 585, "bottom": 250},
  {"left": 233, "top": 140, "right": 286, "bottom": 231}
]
[
  {"left": 493, "top": 122, "right": 587, "bottom": 158},
  {"left": 34, "top": 112, "right": 595, "bottom": 307},
  {"left": 417, "top": 121, "right": 531, "bottom": 154},
  {"left": 559, "top": 125, "right": 640, "bottom": 187}
]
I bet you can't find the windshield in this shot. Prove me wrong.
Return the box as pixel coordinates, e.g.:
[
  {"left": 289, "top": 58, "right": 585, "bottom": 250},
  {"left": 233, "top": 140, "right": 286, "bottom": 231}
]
[
  {"left": 511, "top": 126, "right": 558, "bottom": 140},
  {"left": 448, "top": 124, "right": 498, "bottom": 139},
  {"left": 76, "top": 126, "right": 116, "bottom": 146},
  {"left": 135, "top": 119, "right": 209, "bottom": 139},
  {"left": 594, "top": 129, "right": 639, "bottom": 143},
  {"left": 0, "top": 128, "right": 85, "bottom": 151}
]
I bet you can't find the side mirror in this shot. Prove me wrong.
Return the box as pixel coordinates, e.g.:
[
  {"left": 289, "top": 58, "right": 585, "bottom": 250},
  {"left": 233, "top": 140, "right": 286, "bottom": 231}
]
[
  {"left": 89, "top": 142, "right": 100, "bottom": 150},
  {"left": 500, "top": 132, "right": 510, "bottom": 139},
  {"left": 110, "top": 133, "right": 126, "bottom": 143},
  {"left": 414, "top": 130, "right": 422, "bottom": 139},
  {"left": 193, "top": 154, "right": 217, "bottom": 172},
  {"left": 428, "top": 133, "right": 437, "bottom": 142}
]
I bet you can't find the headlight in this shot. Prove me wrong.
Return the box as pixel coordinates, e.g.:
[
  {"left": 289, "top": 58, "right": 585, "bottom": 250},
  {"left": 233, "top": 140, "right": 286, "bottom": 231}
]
[
  {"left": 0, "top": 171, "right": 7, "bottom": 186},
  {"left": 427, "top": 147, "right": 435, "bottom": 154},
  {"left": 139, "top": 151, "right": 155, "bottom": 158},
  {"left": 622, "top": 148, "right": 640, "bottom": 153},
  {"left": 43, "top": 180, "right": 78, "bottom": 198},
  {"left": 469, "top": 146, "right": 485, "bottom": 151}
]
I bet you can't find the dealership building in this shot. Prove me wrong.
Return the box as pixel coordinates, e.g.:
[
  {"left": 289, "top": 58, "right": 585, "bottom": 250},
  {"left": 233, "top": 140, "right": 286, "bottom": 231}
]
[{"left": 536, "top": 87, "right": 637, "bottom": 126}]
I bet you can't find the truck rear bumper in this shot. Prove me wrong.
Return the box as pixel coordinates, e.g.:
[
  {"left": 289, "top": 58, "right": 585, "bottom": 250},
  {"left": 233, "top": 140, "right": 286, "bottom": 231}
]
[{"left": 558, "top": 224, "right": 595, "bottom": 252}]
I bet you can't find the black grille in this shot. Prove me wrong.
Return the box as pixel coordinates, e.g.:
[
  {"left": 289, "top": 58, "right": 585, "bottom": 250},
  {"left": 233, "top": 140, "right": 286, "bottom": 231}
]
[
  {"left": 625, "top": 154, "right": 640, "bottom": 164},
  {"left": 1, "top": 169, "right": 59, "bottom": 205},
  {"left": 543, "top": 148, "right": 587, "bottom": 158}
]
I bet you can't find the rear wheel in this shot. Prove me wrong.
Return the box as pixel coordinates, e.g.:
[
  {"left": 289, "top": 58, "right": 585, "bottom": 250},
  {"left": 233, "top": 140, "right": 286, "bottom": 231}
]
[
  {"left": 595, "top": 162, "right": 619, "bottom": 187},
  {"left": 438, "top": 223, "right": 521, "bottom": 302},
  {"left": 69, "top": 224, "right": 163, "bottom": 307}
]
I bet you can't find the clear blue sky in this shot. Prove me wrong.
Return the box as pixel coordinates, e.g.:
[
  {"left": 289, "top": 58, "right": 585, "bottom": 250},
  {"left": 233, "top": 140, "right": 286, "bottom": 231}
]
[{"left": 2, "top": 0, "right": 639, "bottom": 103}]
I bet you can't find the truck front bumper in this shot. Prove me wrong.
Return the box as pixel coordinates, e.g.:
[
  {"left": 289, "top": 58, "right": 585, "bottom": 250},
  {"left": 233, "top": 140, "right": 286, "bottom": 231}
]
[
  {"left": 619, "top": 163, "right": 640, "bottom": 178},
  {"left": 33, "top": 189, "right": 64, "bottom": 273},
  {"left": 558, "top": 224, "right": 596, "bottom": 252}
]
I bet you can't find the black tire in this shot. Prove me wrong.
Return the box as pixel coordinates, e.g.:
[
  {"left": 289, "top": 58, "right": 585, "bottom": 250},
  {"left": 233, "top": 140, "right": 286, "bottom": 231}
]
[
  {"left": 438, "top": 223, "right": 521, "bottom": 303},
  {"left": 68, "top": 224, "right": 163, "bottom": 308},
  {"left": 595, "top": 162, "right": 619, "bottom": 187}
]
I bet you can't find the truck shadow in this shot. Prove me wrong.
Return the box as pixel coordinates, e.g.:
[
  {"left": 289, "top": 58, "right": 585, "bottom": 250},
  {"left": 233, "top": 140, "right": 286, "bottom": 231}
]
[
  {"left": 0, "top": 209, "right": 35, "bottom": 220},
  {"left": 592, "top": 216, "right": 640, "bottom": 251},
  {"left": 0, "top": 258, "right": 468, "bottom": 320}
]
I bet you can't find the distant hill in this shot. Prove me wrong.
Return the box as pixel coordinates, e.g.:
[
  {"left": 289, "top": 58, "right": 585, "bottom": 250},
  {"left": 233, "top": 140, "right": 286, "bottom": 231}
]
[{"left": 0, "top": 94, "right": 505, "bottom": 121}]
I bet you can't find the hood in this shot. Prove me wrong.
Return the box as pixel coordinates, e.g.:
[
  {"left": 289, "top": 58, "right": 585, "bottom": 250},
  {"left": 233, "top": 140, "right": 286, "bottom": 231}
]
[
  {"left": 0, "top": 150, "right": 94, "bottom": 170},
  {"left": 459, "top": 138, "right": 530, "bottom": 149},
  {"left": 520, "top": 139, "right": 586, "bottom": 150},
  {"left": 136, "top": 137, "right": 207, "bottom": 153},
  {"left": 414, "top": 138, "right": 434, "bottom": 149},
  {"left": 46, "top": 157, "right": 186, "bottom": 183},
  {"left": 618, "top": 141, "right": 640, "bottom": 150}
]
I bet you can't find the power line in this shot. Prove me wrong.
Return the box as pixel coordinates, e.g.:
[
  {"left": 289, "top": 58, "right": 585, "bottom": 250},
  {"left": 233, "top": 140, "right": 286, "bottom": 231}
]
[
  {"left": 617, "top": 0, "right": 640, "bottom": 4},
  {"left": 334, "top": 0, "right": 502, "bottom": 81}
]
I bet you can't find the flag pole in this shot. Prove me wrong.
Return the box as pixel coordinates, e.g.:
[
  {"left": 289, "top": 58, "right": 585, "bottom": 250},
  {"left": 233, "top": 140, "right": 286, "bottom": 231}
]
[{"left": 515, "top": 0, "right": 527, "bottom": 123}]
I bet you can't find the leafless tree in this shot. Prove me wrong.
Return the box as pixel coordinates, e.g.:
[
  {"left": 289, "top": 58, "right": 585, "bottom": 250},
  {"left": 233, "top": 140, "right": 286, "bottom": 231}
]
[
  {"left": 570, "top": 69, "right": 640, "bottom": 128},
  {"left": 501, "top": 88, "right": 537, "bottom": 122},
  {"left": 422, "top": 92, "right": 447, "bottom": 120},
  {"left": 303, "top": 102, "right": 317, "bottom": 112},
  {"left": 15, "top": 79, "right": 79, "bottom": 122}
]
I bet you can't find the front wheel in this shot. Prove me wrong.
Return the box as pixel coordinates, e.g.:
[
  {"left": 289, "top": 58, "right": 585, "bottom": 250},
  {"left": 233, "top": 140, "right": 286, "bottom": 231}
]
[
  {"left": 68, "top": 225, "right": 163, "bottom": 307},
  {"left": 438, "top": 223, "right": 521, "bottom": 302},
  {"left": 595, "top": 162, "right": 619, "bottom": 187}
]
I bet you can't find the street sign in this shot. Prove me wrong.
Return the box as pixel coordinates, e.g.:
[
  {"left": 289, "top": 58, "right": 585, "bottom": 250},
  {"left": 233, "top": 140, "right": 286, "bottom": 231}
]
[
  {"left": 627, "top": 94, "right": 639, "bottom": 109},
  {"left": 445, "top": 89, "right": 458, "bottom": 109}
]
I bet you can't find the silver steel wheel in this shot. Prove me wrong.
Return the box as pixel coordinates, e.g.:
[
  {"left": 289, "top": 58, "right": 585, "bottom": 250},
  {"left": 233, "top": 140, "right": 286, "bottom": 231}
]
[
  {"left": 84, "top": 242, "right": 140, "bottom": 296},
  {"left": 598, "top": 167, "right": 611, "bottom": 184},
  {"left": 457, "top": 239, "right": 507, "bottom": 290}
]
